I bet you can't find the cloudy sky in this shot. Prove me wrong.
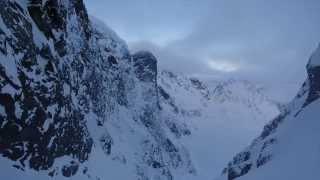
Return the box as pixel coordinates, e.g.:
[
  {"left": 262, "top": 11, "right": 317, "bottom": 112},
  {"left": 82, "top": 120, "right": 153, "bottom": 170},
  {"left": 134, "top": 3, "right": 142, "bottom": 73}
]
[{"left": 84, "top": 0, "right": 320, "bottom": 102}]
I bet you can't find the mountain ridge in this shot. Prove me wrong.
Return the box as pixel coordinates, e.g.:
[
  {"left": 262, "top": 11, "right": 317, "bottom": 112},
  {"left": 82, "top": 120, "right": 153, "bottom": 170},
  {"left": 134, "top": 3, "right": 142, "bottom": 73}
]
[{"left": 217, "top": 43, "right": 320, "bottom": 180}]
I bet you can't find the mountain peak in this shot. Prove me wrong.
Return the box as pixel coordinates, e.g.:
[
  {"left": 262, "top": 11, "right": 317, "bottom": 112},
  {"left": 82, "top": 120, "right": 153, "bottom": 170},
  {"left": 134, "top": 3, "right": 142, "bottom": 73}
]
[
  {"left": 132, "top": 51, "right": 158, "bottom": 83},
  {"left": 307, "top": 43, "right": 320, "bottom": 68}
]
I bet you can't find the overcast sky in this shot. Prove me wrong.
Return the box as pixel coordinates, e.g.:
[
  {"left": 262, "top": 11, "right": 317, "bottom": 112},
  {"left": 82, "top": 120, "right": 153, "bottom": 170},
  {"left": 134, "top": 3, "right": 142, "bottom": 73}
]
[{"left": 84, "top": 0, "right": 320, "bottom": 102}]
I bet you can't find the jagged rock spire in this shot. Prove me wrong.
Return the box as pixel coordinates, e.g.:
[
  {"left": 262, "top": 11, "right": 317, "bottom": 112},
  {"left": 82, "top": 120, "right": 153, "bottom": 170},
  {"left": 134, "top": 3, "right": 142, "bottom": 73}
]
[{"left": 132, "top": 51, "right": 158, "bottom": 83}]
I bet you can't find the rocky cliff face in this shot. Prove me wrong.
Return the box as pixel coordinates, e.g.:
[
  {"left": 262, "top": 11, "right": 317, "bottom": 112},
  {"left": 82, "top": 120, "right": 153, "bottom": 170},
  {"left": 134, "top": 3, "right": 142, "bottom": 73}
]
[
  {"left": 0, "top": 0, "right": 93, "bottom": 174},
  {"left": 217, "top": 44, "right": 320, "bottom": 180},
  {"left": 0, "top": 1, "right": 193, "bottom": 179}
]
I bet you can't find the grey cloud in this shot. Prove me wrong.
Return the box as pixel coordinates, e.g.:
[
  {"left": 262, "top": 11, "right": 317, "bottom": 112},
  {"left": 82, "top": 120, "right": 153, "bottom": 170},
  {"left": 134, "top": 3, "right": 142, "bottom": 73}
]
[
  {"left": 84, "top": 0, "right": 320, "bottom": 101},
  {"left": 130, "top": 41, "right": 211, "bottom": 75}
]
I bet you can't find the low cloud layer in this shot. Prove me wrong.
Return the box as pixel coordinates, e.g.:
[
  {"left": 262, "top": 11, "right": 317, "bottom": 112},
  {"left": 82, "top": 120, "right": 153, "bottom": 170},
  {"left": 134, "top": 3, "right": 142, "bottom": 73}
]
[{"left": 84, "top": 0, "right": 320, "bottom": 101}]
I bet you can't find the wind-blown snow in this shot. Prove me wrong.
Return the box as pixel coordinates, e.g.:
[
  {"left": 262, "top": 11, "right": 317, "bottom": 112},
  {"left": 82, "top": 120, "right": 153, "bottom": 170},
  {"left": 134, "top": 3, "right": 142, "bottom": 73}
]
[{"left": 89, "top": 16, "right": 129, "bottom": 58}]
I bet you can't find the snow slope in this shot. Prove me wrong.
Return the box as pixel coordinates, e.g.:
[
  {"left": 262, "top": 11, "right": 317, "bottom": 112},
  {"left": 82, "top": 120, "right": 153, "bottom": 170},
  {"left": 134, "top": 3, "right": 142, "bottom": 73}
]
[
  {"left": 158, "top": 71, "right": 280, "bottom": 179},
  {"left": 217, "top": 44, "right": 320, "bottom": 180}
]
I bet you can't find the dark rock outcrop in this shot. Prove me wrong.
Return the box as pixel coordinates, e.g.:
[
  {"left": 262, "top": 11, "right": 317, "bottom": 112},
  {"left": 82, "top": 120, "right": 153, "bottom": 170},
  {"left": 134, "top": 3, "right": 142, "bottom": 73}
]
[
  {"left": 133, "top": 51, "right": 158, "bottom": 83},
  {"left": 305, "top": 45, "right": 320, "bottom": 106},
  {"left": 0, "top": 0, "right": 92, "bottom": 173}
]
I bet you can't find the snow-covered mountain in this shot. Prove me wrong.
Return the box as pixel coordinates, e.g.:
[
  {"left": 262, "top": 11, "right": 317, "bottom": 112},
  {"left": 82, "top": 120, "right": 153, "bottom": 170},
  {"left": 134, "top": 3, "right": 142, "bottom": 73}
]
[
  {"left": 0, "top": 1, "right": 194, "bottom": 179},
  {"left": 158, "top": 71, "right": 280, "bottom": 179},
  {"left": 217, "top": 44, "right": 320, "bottom": 180},
  {"left": 0, "top": 1, "right": 281, "bottom": 180}
]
